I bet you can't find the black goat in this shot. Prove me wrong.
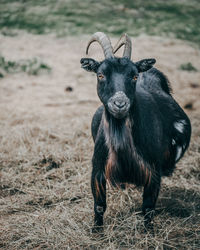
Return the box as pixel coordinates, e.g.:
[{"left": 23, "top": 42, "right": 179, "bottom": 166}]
[{"left": 80, "top": 32, "right": 191, "bottom": 231}]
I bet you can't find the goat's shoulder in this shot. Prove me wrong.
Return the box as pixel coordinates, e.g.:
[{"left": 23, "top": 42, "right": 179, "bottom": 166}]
[{"left": 139, "top": 67, "right": 172, "bottom": 95}]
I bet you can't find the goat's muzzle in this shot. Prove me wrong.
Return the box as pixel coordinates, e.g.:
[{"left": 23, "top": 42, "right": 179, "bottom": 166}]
[{"left": 107, "top": 91, "right": 130, "bottom": 119}]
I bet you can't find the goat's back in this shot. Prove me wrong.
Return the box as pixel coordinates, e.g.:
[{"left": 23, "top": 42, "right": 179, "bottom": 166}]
[
  {"left": 134, "top": 69, "right": 191, "bottom": 174},
  {"left": 139, "top": 68, "right": 172, "bottom": 95}
]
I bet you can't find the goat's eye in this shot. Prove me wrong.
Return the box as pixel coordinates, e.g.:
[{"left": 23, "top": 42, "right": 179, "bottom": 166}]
[
  {"left": 133, "top": 76, "right": 138, "bottom": 81},
  {"left": 97, "top": 73, "right": 104, "bottom": 80}
]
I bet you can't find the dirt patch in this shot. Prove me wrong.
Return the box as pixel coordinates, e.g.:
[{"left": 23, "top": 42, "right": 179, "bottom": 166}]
[{"left": 0, "top": 33, "right": 200, "bottom": 249}]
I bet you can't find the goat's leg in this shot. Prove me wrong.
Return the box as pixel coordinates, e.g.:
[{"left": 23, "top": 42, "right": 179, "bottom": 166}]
[
  {"left": 142, "top": 176, "right": 161, "bottom": 228},
  {"left": 91, "top": 168, "right": 106, "bottom": 232}
]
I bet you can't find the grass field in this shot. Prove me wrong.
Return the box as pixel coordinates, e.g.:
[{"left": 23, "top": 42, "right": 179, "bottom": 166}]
[
  {"left": 0, "top": 1, "right": 200, "bottom": 249},
  {"left": 0, "top": 0, "right": 200, "bottom": 45}
]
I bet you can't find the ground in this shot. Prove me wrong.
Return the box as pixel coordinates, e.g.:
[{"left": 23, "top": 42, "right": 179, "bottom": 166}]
[{"left": 0, "top": 31, "right": 200, "bottom": 249}]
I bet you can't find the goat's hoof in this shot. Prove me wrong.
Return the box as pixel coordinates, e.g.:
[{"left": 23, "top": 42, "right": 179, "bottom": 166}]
[
  {"left": 120, "top": 183, "right": 126, "bottom": 190},
  {"left": 143, "top": 208, "right": 155, "bottom": 221},
  {"left": 144, "top": 219, "right": 154, "bottom": 231},
  {"left": 143, "top": 208, "right": 155, "bottom": 234},
  {"left": 144, "top": 223, "right": 154, "bottom": 236},
  {"left": 92, "top": 225, "right": 104, "bottom": 234}
]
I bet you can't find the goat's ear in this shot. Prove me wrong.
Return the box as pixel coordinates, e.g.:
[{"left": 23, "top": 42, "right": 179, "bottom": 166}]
[
  {"left": 80, "top": 58, "right": 100, "bottom": 73},
  {"left": 135, "top": 58, "right": 156, "bottom": 72}
]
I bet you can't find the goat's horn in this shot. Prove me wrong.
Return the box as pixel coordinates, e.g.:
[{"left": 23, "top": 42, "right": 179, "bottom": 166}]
[
  {"left": 113, "top": 34, "right": 132, "bottom": 59},
  {"left": 86, "top": 32, "right": 114, "bottom": 58}
]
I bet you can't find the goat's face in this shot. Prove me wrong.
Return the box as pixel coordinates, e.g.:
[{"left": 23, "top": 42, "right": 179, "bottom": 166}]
[
  {"left": 96, "top": 57, "right": 137, "bottom": 119},
  {"left": 81, "top": 57, "right": 156, "bottom": 119}
]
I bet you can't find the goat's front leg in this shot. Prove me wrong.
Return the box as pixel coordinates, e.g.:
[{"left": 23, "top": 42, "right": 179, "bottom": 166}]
[
  {"left": 142, "top": 174, "right": 161, "bottom": 229},
  {"left": 91, "top": 168, "right": 106, "bottom": 232}
]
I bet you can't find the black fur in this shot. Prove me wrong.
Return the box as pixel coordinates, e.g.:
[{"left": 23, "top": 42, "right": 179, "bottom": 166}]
[{"left": 80, "top": 55, "right": 191, "bottom": 231}]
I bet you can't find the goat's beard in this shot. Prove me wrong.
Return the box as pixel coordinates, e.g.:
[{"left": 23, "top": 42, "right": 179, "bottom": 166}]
[
  {"left": 104, "top": 110, "right": 133, "bottom": 152},
  {"left": 104, "top": 110, "right": 133, "bottom": 185}
]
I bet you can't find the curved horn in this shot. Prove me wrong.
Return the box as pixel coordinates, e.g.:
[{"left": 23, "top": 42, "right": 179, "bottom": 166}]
[
  {"left": 86, "top": 32, "right": 114, "bottom": 58},
  {"left": 113, "top": 34, "right": 132, "bottom": 59}
]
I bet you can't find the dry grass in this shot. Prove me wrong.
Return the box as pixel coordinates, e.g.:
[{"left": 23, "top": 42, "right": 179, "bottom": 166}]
[{"left": 0, "top": 33, "right": 200, "bottom": 249}]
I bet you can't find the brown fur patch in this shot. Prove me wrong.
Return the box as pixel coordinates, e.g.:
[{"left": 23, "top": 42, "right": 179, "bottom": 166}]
[
  {"left": 164, "top": 150, "right": 170, "bottom": 160},
  {"left": 125, "top": 118, "right": 132, "bottom": 129},
  {"left": 103, "top": 115, "right": 109, "bottom": 129},
  {"left": 100, "top": 174, "right": 106, "bottom": 194},
  {"left": 145, "top": 166, "right": 149, "bottom": 184},
  {"left": 105, "top": 150, "right": 116, "bottom": 184},
  {"left": 95, "top": 176, "right": 101, "bottom": 199},
  {"left": 95, "top": 173, "right": 105, "bottom": 200},
  {"left": 147, "top": 168, "right": 152, "bottom": 187}
]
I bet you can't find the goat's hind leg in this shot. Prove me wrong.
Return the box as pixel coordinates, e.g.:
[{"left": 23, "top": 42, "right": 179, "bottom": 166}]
[
  {"left": 91, "top": 168, "right": 106, "bottom": 232},
  {"left": 142, "top": 174, "right": 161, "bottom": 229}
]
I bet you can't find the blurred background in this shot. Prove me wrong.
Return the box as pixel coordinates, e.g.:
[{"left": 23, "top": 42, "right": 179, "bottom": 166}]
[
  {"left": 0, "top": 0, "right": 199, "bottom": 43},
  {"left": 0, "top": 0, "right": 200, "bottom": 249}
]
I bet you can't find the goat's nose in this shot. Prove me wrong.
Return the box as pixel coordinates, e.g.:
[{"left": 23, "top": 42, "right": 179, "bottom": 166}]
[{"left": 114, "top": 100, "right": 126, "bottom": 108}]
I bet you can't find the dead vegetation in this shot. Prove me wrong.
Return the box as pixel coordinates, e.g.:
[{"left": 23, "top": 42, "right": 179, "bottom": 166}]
[{"left": 0, "top": 33, "right": 200, "bottom": 249}]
